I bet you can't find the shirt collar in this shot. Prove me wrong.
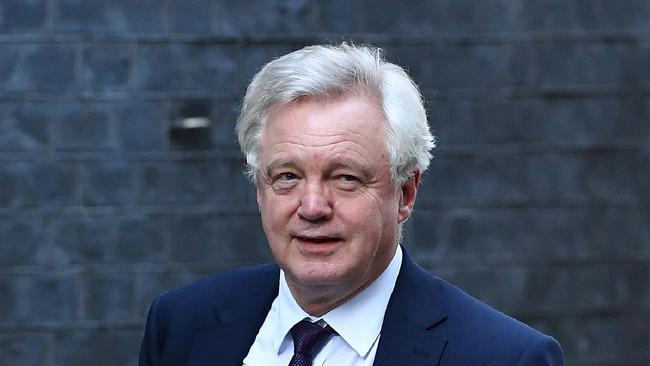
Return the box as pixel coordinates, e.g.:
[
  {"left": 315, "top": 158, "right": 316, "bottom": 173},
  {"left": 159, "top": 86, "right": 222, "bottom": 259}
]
[{"left": 273, "top": 246, "right": 403, "bottom": 358}]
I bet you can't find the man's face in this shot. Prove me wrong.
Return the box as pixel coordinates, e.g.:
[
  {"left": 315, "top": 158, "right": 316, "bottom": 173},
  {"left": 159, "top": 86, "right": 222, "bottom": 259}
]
[{"left": 256, "top": 94, "right": 418, "bottom": 312}]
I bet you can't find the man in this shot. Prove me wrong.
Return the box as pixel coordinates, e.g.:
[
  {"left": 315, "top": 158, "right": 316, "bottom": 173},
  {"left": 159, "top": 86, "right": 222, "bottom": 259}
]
[{"left": 139, "top": 43, "right": 564, "bottom": 365}]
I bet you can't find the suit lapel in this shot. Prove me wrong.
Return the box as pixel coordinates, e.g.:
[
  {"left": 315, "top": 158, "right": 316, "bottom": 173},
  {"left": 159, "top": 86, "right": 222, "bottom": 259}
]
[
  {"left": 180, "top": 252, "right": 448, "bottom": 365},
  {"left": 374, "top": 250, "right": 448, "bottom": 366},
  {"left": 185, "top": 266, "right": 280, "bottom": 365}
]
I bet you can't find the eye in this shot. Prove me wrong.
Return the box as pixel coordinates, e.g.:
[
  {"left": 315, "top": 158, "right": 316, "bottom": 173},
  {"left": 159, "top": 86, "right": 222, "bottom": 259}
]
[
  {"left": 278, "top": 172, "right": 298, "bottom": 181},
  {"left": 338, "top": 174, "right": 358, "bottom": 182},
  {"left": 334, "top": 174, "right": 362, "bottom": 191},
  {"left": 270, "top": 171, "right": 300, "bottom": 191}
]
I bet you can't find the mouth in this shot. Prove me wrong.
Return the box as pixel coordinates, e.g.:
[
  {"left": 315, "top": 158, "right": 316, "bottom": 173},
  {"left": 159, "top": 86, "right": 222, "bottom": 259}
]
[{"left": 293, "top": 235, "right": 343, "bottom": 245}]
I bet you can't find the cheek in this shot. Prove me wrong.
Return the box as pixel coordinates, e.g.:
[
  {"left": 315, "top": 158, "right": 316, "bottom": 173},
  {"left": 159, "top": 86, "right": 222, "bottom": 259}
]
[
  {"left": 262, "top": 209, "right": 283, "bottom": 234},
  {"left": 341, "top": 200, "right": 390, "bottom": 239},
  {"left": 357, "top": 190, "right": 400, "bottom": 223},
  {"left": 354, "top": 194, "right": 401, "bottom": 246},
  {"left": 260, "top": 196, "right": 294, "bottom": 236},
  {"left": 258, "top": 198, "right": 278, "bottom": 232}
]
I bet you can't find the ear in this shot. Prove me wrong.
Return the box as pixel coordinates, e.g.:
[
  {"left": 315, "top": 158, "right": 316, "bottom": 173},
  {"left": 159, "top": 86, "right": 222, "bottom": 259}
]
[{"left": 398, "top": 170, "right": 421, "bottom": 223}]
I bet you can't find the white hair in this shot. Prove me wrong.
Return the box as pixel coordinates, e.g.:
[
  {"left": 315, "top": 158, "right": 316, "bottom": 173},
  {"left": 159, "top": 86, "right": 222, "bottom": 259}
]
[{"left": 236, "top": 43, "right": 435, "bottom": 186}]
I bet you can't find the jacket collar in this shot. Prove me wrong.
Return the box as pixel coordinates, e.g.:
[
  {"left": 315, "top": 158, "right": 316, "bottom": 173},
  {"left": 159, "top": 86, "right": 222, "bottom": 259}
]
[
  {"left": 373, "top": 249, "right": 449, "bottom": 366},
  {"left": 185, "top": 249, "right": 448, "bottom": 365},
  {"left": 186, "top": 264, "right": 280, "bottom": 365}
]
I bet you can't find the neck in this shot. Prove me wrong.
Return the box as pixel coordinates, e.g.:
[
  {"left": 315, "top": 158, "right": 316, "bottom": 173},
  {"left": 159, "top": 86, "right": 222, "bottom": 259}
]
[
  {"left": 286, "top": 268, "right": 386, "bottom": 317},
  {"left": 284, "top": 245, "right": 399, "bottom": 316}
]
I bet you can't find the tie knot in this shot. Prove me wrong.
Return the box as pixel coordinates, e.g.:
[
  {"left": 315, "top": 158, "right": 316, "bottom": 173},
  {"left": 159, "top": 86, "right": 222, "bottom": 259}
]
[{"left": 290, "top": 320, "right": 335, "bottom": 357}]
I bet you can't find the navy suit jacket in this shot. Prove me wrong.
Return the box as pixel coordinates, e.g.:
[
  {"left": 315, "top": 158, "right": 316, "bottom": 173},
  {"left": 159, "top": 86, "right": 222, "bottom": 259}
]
[{"left": 139, "top": 251, "right": 564, "bottom": 365}]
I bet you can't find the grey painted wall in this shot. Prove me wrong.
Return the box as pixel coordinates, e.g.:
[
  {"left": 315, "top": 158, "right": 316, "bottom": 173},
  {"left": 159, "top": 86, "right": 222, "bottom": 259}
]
[{"left": 1, "top": 1, "right": 649, "bottom": 365}]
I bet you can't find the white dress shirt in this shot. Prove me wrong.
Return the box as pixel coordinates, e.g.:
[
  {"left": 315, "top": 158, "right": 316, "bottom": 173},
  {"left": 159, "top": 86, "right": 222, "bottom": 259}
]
[{"left": 242, "top": 246, "right": 403, "bottom": 366}]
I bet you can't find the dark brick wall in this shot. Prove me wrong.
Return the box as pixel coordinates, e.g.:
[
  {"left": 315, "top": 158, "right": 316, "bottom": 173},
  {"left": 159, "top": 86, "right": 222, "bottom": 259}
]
[{"left": 1, "top": 1, "right": 648, "bottom": 365}]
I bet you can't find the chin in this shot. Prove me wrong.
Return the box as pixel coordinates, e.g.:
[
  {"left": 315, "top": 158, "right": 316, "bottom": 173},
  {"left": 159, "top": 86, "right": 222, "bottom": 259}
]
[{"left": 288, "top": 264, "right": 344, "bottom": 287}]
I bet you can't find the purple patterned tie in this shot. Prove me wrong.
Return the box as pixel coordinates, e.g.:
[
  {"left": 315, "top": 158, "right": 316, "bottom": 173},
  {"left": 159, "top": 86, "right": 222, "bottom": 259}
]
[{"left": 288, "top": 320, "right": 336, "bottom": 366}]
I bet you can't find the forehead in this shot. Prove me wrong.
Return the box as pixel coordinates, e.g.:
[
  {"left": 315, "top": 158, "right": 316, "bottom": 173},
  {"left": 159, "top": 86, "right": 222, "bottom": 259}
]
[{"left": 259, "top": 94, "right": 389, "bottom": 168}]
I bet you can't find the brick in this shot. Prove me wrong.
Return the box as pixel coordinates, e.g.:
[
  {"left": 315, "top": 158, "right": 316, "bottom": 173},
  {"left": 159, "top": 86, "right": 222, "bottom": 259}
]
[
  {"left": 0, "top": 43, "right": 75, "bottom": 92},
  {"left": 83, "top": 273, "right": 135, "bottom": 321},
  {"left": 51, "top": 216, "right": 117, "bottom": 263},
  {"left": 521, "top": 264, "right": 632, "bottom": 314},
  {"left": 429, "top": 97, "right": 650, "bottom": 147},
  {"left": 422, "top": 150, "right": 648, "bottom": 205},
  {"left": 618, "top": 263, "right": 650, "bottom": 311},
  {"left": 426, "top": 264, "right": 529, "bottom": 313},
  {"left": 218, "top": 0, "right": 320, "bottom": 35},
  {"left": 0, "top": 217, "right": 44, "bottom": 265},
  {"left": 114, "top": 215, "right": 166, "bottom": 262},
  {"left": 363, "top": 0, "right": 441, "bottom": 34},
  {"left": 137, "top": 271, "right": 207, "bottom": 317},
  {"left": 431, "top": 96, "right": 650, "bottom": 147},
  {"left": 367, "top": 1, "right": 650, "bottom": 35},
  {"left": 217, "top": 0, "right": 278, "bottom": 35},
  {"left": 51, "top": 103, "right": 117, "bottom": 151},
  {"left": 168, "top": 213, "right": 269, "bottom": 263},
  {"left": 365, "top": 0, "right": 647, "bottom": 34},
  {"left": 25, "top": 161, "right": 79, "bottom": 208},
  {"left": 0, "top": 163, "right": 30, "bottom": 208},
  {"left": 584, "top": 1, "right": 650, "bottom": 29},
  {"left": 0, "top": 273, "right": 77, "bottom": 323},
  {"left": 424, "top": 263, "right": 644, "bottom": 317},
  {"left": 168, "top": 0, "right": 212, "bottom": 34},
  {"left": 388, "top": 41, "right": 648, "bottom": 90},
  {"left": 135, "top": 43, "right": 238, "bottom": 92},
  {"left": 509, "top": 2, "right": 581, "bottom": 31},
  {"left": 54, "top": 329, "right": 141, "bottom": 366},
  {"left": 0, "top": 102, "right": 50, "bottom": 151},
  {"left": 0, "top": 161, "right": 78, "bottom": 209},
  {"left": 439, "top": 0, "right": 516, "bottom": 33},
  {"left": 640, "top": 148, "right": 650, "bottom": 197},
  {"left": 274, "top": 0, "right": 323, "bottom": 34},
  {"left": 423, "top": 154, "right": 540, "bottom": 203},
  {"left": 315, "top": 0, "right": 365, "bottom": 33},
  {"left": 430, "top": 99, "right": 519, "bottom": 146},
  {"left": 137, "top": 159, "right": 252, "bottom": 205},
  {"left": 536, "top": 313, "right": 650, "bottom": 362},
  {"left": 386, "top": 44, "right": 516, "bottom": 89},
  {"left": 80, "top": 160, "right": 134, "bottom": 206},
  {"left": 405, "top": 207, "right": 650, "bottom": 260},
  {"left": 81, "top": 43, "right": 132, "bottom": 91},
  {"left": 0, "top": 0, "right": 48, "bottom": 33},
  {"left": 518, "top": 1, "right": 650, "bottom": 31},
  {"left": 0, "top": 333, "right": 49, "bottom": 366},
  {"left": 521, "top": 42, "right": 646, "bottom": 87},
  {"left": 116, "top": 101, "right": 167, "bottom": 151},
  {"left": 54, "top": 0, "right": 164, "bottom": 33},
  {"left": 50, "top": 215, "right": 167, "bottom": 264},
  {"left": 209, "top": 98, "right": 242, "bottom": 148},
  {"left": 583, "top": 149, "right": 650, "bottom": 201}
]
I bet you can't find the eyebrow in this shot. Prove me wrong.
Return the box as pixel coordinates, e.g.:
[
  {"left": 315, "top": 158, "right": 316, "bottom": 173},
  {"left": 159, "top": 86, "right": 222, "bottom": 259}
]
[
  {"left": 328, "top": 157, "right": 374, "bottom": 180},
  {"left": 263, "top": 156, "right": 374, "bottom": 180},
  {"left": 263, "top": 158, "right": 297, "bottom": 178}
]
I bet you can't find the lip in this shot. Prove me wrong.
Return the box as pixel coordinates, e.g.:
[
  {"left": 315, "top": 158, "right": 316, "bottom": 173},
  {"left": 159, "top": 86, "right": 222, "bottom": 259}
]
[
  {"left": 292, "top": 235, "right": 343, "bottom": 250},
  {"left": 294, "top": 235, "right": 342, "bottom": 243}
]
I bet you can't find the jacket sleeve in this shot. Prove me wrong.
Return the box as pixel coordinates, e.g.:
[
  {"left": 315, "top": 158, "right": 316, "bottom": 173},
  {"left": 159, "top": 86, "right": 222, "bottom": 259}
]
[
  {"left": 139, "top": 294, "right": 165, "bottom": 366},
  {"left": 515, "top": 335, "right": 565, "bottom": 366}
]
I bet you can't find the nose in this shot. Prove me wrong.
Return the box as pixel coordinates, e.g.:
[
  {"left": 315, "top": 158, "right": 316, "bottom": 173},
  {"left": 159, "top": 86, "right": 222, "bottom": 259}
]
[{"left": 297, "top": 181, "right": 333, "bottom": 222}]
